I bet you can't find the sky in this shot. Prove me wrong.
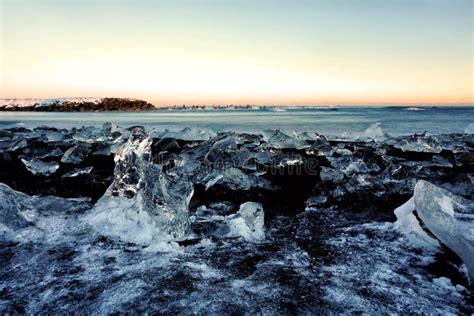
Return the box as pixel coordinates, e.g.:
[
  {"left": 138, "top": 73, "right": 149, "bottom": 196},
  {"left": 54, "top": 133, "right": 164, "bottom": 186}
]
[{"left": 0, "top": 0, "right": 473, "bottom": 106}]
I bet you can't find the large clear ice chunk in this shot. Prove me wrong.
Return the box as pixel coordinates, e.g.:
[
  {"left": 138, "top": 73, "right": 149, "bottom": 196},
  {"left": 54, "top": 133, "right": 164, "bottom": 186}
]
[
  {"left": 89, "top": 127, "right": 193, "bottom": 243},
  {"left": 0, "top": 183, "right": 31, "bottom": 231},
  {"left": 414, "top": 180, "right": 474, "bottom": 283},
  {"left": 394, "top": 196, "right": 439, "bottom": 248}
]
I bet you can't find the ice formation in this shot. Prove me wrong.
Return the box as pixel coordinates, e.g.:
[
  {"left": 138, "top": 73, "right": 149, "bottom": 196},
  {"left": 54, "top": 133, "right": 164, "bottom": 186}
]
[
  {"left": 0, "top": 183, "right": 31, "bottom": 231},
  {"left": 465, "top": 123, "right": 474, "bottom": 134},
  {"left": 319, "top": 166, "right": 344, "bottom": 183},
  {"left": 226, "top": 202, "right": 265, "bottom": 241},
  {"left": 88, "top": 127, "right": 193, "bottom": 243},
  {"left": 61, "top": 142, "right": 92, "bottom": 164},
  {"left": 414, "top": 180, "right": 474, "bottom": 283},
  {"left": 192, "top": 202, "right": 265, "bottom": 241},
  {"left": 21, "top": 158, "right": 60, "bottom": 176},
  {"left": 359, "top": 122, "right": 389, "bottom": 142},
  {"left": 393, "top": 134, "right": 443, "bottom": 153},
  {"left": 394, "top": 180, "right": 474, "bottom": 283},
  {"left": 62, "top": 166, "right": 94, "bottom": 178},
  {"left": 394, "top": 197, "right": 439, "bottom": 248},
  {"left": 156, "top": 127, "right": 217, "bottom": 141}
]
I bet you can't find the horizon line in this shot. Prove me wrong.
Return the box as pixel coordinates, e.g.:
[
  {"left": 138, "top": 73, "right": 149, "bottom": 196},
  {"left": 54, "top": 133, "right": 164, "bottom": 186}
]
[{"left": 1, "top": 97, "right": 473, "bottom": 107}]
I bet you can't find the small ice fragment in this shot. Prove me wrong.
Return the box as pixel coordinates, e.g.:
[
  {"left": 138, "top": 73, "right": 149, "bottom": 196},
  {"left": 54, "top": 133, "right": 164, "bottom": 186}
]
[
  {"left": 320, "top": 166, "right": 344, "bottom": 183},
  {"left": 306, "top": 195, "right": 328, "bottom": 207},
  {"left": 62, "top": 166, "right": 94, "bottom": 178},
  {"left": 9, "top": 139, "right": 28, "bottom": 152},
  {"left": 21, "top": 158, "right": 60, "bottom": 176},
  {"left": 359, "top": 123, "right": 389, "bottom": 142},
  {"left": 464, "top": 123, "right": 474, "bottom": 134},
  {"left": 263, "top": 129, "right": 307, "bottom": 149},
  {"left": 334, "top": 148, "right": 353, "bottom": 156},
  {"left": 158, "top": 127, "right": 216, "bottom": 141},
  {"left": 61, "top": 142, "right": 92, "bottom": 164},
  {"left": 227, "top": 202, "right": 265, "bottom": 241}
]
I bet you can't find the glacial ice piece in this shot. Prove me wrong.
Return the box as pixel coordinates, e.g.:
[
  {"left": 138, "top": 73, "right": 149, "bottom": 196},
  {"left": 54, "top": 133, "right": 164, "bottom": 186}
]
[
  {"left": 430, "top": 155, "right": 453, "bottom": 168},
  {"left": 231, "top": 147, "right": 255, "bottom": 169},
  {"left": 394, "top": 134, "right": 443, "bottom": 153},
  {"left": 21, "top": 158, "right": 60, "bottom": 176},
  {"left": 9, "top": 139, "right": 28, "bottom": 152},
  {"left": 108, "top": 127, "right": 153, "bottom": 197},
  {"left": 198, "top": 202, "right": 265, "bottom": 241},
  {"left": 38, "top": 148, "right": 63, "bottom": 159},
  {"left": 158, "top": 127, "right": 216, "bottom": 141},
  {"left": 152, "top": 137, "right": 181, "bottom": 156},
  {"left": 305, "top": 195, "right": 328, "bottom": 208},
  {"left": 202, "top": 167, "right": 252, "bottom": 191},
  {"left": 102, "top": 122, "right": 123, "bottom": 138},
  {"left": 306, "top": 134, "right": 334, "bottom": 156},
  {"left": 465, "top": 123, "right": 474, "bottom": 134},
  {"left": 320, "top": 166, "right": 344, "bottom": 183},
  {"left": 90, "top": 127, "right": 193, "bottom": 242},
  {"left": 358, "top": 123, "right": 390, "bottom": 142},
  {"left": 0, "top": 183, "right": 31, "bottom": 230},
  {"left": 329, "top": 157, "right": 379, "bottom": 176},
  {"left": 205, "top": 133, "right": 239, "bottom": 162},
  {"left": 62, "top": 166, "right": 94, "bottom": 178},
  {"left": 0, "top": 182, "right": 90, "bottom": 234},
  {"left": 394, "top": 196, "right": 439, "bottom": 248},
  {"left": 32, "top": 126, "right": 67, "bottom": 143},
  {"left": 433, "top": 134, "right": 472, "bottom": 153},
  {"left": 278, "top": 154, "right": 303, "bottom": 167},
  {"left": 292, "top": 131, "right": 315, "bottom": 141},
  {"left": 232, "top": 202, "right": 265, "bottom": 241},
  {"left": 61, "top": 142, "right": 92, "bottom": 164},
  {"left": 200, "top": 167, "right": 275, "bottom": 191},
  {"left": 334, "top": 148, "right": 353, "bottom": 156},
  {"left": 262, "top": 129, "right": 307, "bottom": 149},
  {"left": 414, "top": 180, "right": 474, "bottom": 283},
  {"left": 93, "top": 141, "right": 124, "bottom": 156}
]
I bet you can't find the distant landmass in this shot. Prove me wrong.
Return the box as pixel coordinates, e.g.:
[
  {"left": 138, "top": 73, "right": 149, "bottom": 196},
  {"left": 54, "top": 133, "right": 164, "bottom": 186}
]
[
  {"left": 0, "top": 98, "right": 264, "bottom": 111},
  {"left": 1, "top": 98, "right": 457, "bottom": 112},
  {"left": 0, "top": 97, "right": 155, "bottom": 112}
]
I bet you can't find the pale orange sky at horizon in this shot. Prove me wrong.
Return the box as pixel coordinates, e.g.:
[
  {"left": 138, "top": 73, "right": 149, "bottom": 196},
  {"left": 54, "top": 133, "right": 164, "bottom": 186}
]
[{"left": 1, "top": 0, "right": 473, "bottom": 106}]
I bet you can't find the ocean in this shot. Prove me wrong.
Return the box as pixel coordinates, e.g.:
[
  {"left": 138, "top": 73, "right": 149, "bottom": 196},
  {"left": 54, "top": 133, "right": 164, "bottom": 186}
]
[{"left": 1, "top": 106, "right": 473, "bottom": 136}]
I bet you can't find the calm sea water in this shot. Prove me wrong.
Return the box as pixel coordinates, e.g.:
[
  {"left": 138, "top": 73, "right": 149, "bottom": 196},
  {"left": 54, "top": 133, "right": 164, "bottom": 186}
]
[{"left": 0, "top": 107, "right": 473, "bottom": 137}]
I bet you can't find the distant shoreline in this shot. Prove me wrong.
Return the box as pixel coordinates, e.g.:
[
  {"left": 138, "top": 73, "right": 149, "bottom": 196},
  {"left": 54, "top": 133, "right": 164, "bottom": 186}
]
[{"left": 1, "top": 97, "right": 473, "bottom": 112}]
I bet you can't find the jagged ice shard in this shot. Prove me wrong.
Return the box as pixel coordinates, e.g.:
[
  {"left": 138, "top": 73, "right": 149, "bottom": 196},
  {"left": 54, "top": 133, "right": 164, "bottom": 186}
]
[
  {"left": 414, "top": 180, "right": 474, "bottom": 283},
  {"left": 89, "top": 127, "right": 193, "bottom": 243},
  {"left": 395, "top": 180, "right": 474, "bottom": 283}
]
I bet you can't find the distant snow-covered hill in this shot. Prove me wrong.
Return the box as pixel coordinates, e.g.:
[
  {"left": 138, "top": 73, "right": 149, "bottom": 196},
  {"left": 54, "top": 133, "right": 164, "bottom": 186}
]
[{"left": 0, "top": 98, "right": 155, "bottom": 111}]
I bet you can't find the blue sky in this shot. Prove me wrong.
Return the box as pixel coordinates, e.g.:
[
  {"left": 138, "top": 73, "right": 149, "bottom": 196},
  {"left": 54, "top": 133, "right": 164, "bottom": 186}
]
[{"left": 1, "top": 0, "right": 472, "bottom": 105}]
